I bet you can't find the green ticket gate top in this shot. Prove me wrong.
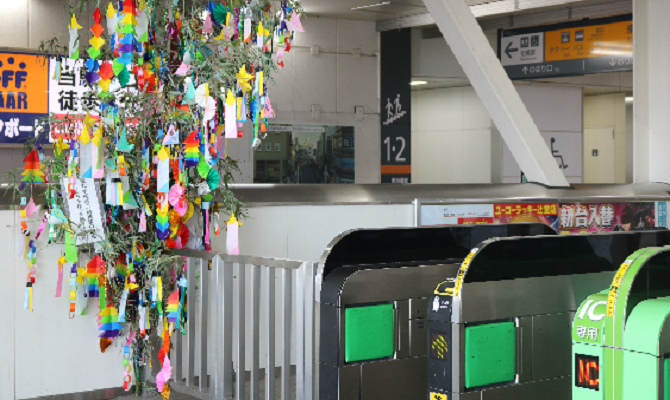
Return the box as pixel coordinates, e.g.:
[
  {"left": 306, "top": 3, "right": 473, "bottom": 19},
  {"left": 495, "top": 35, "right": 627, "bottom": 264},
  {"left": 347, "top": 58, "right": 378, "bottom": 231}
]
[
  {"left": 427, "top": 231, "right": 670, "bottom": 400},
  {"left": 573, "top": 247, "right": 670, "bottom": 400}
]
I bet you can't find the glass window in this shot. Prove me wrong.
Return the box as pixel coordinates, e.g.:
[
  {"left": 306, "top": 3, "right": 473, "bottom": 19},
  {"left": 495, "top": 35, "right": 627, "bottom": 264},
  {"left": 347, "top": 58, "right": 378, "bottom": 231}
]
[{"left": 253, "top": 124, "right": 355, "bottom": 184}]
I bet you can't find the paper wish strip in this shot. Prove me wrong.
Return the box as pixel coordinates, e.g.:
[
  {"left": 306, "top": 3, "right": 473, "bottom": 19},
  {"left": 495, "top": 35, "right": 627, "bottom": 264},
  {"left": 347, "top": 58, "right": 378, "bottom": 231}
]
[{"left": 62, "top": 177, "right": 107, "bottom": 245}]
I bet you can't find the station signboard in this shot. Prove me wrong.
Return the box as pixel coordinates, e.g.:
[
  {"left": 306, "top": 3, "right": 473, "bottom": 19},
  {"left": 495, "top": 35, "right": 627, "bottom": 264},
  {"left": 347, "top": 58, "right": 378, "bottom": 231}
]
[{"left": 499, "top": 14, "right": 632, "bottom": 80}]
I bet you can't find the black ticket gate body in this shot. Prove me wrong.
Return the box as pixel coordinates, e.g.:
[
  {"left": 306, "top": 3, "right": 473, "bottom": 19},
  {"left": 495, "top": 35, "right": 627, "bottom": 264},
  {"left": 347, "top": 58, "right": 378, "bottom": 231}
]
[{"left": 317, "top": 223, "right": 556, "bottom": 400}]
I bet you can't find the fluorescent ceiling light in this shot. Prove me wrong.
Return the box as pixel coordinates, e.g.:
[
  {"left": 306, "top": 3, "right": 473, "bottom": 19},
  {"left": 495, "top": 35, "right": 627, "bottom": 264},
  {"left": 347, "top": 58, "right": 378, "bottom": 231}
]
[
  {"left": 352, "top": 1, "right": 391, "bottom": 10},
  {"left": 410, "top": 81, "right": 428, "bottom": 86},
  {"left": 625, "top": 97, "right": 634, "bottom": 103}
]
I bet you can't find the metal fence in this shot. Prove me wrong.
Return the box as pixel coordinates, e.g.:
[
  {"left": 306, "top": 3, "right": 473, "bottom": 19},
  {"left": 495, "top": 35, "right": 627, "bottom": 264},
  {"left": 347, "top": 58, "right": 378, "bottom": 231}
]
[{"left": 170, "top": 249, "right": 317, "bottom": 400}]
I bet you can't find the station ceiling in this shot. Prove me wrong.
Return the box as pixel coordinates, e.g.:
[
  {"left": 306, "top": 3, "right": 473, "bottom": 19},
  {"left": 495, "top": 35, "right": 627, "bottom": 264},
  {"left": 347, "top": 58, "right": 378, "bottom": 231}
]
[{"left": 297, "top": 0, "right": 631, "bottom": 23}]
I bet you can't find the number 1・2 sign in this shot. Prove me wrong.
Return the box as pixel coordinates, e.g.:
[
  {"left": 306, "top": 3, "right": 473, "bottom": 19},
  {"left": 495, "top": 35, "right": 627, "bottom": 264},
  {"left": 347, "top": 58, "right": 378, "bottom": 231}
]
[{"left": 380, "top": 28, "right": 411, "bottom": 184}]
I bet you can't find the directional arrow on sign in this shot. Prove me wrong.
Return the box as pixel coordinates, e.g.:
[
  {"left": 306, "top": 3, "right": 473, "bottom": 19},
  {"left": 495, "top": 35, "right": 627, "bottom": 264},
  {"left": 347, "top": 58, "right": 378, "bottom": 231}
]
[
  {"left": 522, "top": 66, "right": 528, "bottom": 75},
  {"left": 505, "top": 42, "right": 519, "bottom": 59},
  {"left": 609, "top": 59, "right": 617, "bottom": 67}
]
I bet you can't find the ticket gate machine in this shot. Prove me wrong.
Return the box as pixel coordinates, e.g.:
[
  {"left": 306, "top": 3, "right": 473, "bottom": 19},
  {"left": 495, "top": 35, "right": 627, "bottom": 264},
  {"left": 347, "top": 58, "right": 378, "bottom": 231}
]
[
  {"left": 573, "top": 246, "right": 670, "bottom": 400},
  {"left": 427, "top": 231, "right": 670, "bottom": 400},
  {"left": 318, "top": 223, "right": 556, "bottom": 400}
]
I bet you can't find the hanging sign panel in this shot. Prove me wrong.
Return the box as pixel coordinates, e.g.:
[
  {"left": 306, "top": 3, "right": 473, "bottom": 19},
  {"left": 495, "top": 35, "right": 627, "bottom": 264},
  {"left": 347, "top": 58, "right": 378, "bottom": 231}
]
[
  {"left": 380, "top": 28, "right": 412, "bottom": 184},
  {"left": 499, "top": 14, "right": 632, "bottom": 80}
]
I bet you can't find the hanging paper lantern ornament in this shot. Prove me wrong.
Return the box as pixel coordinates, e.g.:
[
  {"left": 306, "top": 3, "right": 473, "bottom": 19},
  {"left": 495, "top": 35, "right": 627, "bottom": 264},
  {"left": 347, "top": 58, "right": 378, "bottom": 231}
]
[
  {"left": 87, "top": 255, "right": 103, "bottom": 298},
  {"left": 183, "top": 131, "right": 200, "bottom": 167},
  {"left": 99, "top": 305, "right": 124, "bottom": 337},
  {"left": 89, "top": 8, "right": 105, "bottom": 59},
  {"left": 20, "top": 150, "right": 45, "bottom": 190},
  {"left": 156, "top": 194, "right": 170, "bottom": 241},
  {"left": 166, "top": 288, "right": 180, "bottom": 324}
]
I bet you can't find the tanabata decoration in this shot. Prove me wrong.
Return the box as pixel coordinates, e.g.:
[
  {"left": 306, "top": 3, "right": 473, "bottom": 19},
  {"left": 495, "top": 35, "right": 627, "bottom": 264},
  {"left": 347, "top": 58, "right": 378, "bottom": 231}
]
[{"left": 9, "top": 0, "right": 305, "bottom": 396}]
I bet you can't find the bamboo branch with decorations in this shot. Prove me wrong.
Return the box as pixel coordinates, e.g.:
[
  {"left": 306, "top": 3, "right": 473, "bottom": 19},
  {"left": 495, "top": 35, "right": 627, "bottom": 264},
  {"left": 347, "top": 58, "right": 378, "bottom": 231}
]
[{"left": 8, "top": 0, "right": 305, "bottom": 397}]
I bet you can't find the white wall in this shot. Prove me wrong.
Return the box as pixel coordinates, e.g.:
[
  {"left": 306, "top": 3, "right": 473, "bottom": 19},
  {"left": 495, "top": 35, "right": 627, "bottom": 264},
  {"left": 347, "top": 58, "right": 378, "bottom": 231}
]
[
  {"left": 502, "top": 85, "right": 584, "bottom": 184},
  {"left": 411, "top": 87, "right": 492, "bottom": 183},
  {"left": 0, "top": 211, "right": 125, "bottom": 399},
  {"left": 411, "top": 84, "right": 584, "bottom": 184},
  {"left": 231, "top": 17, "right": 381, "bottom": 184},
  {"left": 583, "top": 93, "right": 627, "bottom": 183}
]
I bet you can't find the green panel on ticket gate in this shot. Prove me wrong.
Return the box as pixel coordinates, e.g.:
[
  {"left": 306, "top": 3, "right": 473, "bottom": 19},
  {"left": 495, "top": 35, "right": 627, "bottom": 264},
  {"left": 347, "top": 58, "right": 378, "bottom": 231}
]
[{"left": 573, "top": 247, "right": 670, "bottom": 400}]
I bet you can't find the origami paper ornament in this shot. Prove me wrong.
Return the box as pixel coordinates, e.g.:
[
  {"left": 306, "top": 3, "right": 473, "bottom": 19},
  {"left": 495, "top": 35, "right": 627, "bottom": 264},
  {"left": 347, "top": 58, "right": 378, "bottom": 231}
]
[
  {"left": 264, "top": 96, "right": 276, "bottom": 118},
  {"left": 99, "top": 305, "right": 124, "bottom": 337},
  {"left": 162, "top": 124, "right": 180, "bottom": 145},
  {"left": 166, "top": 288, "right": 180, "bottom": 323},
  {"left": 24, "top": 197, "right": 40, "bottom": 218},
  {"left": 168, "top": 183, "right": 187, "bottom": 216},
  {"left": 136, "top": 10, "right": 149, "bottom": 42},
  {"left": 156, "top": 196, "right": 170, "bottom": 241},
  {"left": 123, "top": 190, "right": 139, "bottom": 210},
  {"left": 175, "top": 63, "right": 192, "bottom": 77},
  {"left": 69, "top": 14, "right": 83, "bottom": 59},
  {"left": 182, "top": 77, "right": 196, "bottom": 105},
  {"left": 49, "top": 205, "right": 67, "bottom": 225},
  {"left": 226, "top": 213, "right": 242, "bottom": 255},
  {"left": 87, "top": 255, "right": 103, "bottom": 298},
  {"left": 106, "top": 3, "right": 118, "bottom": 35},
  {"left": 117, "top": 128, "right": 134, "bottom": 152},
  {"left": 212, "top": 3, "right": 228, "bottom": 24},
  {"left": 207, "top": 168, "right": 220, "bottom": 191},
  {"left": 21, "top": 150, "right": 46, "bottom": 190},
  {"left": 139, "top": 211, "right": 147, "bottom": 233},
  {"left": 224, "top": 90, "right": 237, "bottom": 139},
  {"left": 196, "top": 156, "right": 211, "bottom": 178},
  {"left": 286, "top": 12, "right": 305, "bottom": 32},
  {"left": 118, "top": 67, "right": 131, "bottom": 87},
  {"left": 203, "top": 12, "right": 214, "bottom": 34},
  {"left": 203, "top": 96, "right": 216, "bottom": 122},
  {"left": 183, "top": 131, "right": 201, "bottom": 167},
  {"left": 237, "top": 66, "right": 253, "bottom": 93},
  {"left": 195, "top": 84, "right": 210, "bottom": 107},
  {"left": 156, "top": 355, "right": 172, "bottom": 393},
  {"left": 157, "top": 146, "right": 170, "bottom": 193}
]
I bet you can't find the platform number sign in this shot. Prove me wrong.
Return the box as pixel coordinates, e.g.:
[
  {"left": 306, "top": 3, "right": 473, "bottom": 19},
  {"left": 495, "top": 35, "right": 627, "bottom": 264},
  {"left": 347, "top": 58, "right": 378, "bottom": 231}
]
[
  {"left": 384, "top": 135, "right": 407, "bottom": 162},
  {"left": 380, "top": 28, "right": 411, "bottom": 184},
  {"left": 575, "top": 354, "right": 600, "bottom": 390}
]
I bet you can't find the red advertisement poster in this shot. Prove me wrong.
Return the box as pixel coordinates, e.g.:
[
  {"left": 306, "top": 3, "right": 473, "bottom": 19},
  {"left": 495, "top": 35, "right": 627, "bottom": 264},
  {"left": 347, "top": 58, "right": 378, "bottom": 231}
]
[
  {"left": 558, "top": 202, "right": 656, "bottom": 234},
  {"left": 494, "top": 203, "right": 559, "bottom": 231}
]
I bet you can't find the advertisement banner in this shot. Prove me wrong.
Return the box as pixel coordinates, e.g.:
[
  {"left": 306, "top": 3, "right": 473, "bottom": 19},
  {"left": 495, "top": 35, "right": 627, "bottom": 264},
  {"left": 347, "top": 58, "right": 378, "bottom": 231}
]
[
  {"left": 558, "top": 202, "right": 656, "bottom": 234},
  {"left": 494, "top": 203, "right": 559, "bottom": 231},
  {"left": 421, "top": 203, "right": 559, "bottom": 230}
]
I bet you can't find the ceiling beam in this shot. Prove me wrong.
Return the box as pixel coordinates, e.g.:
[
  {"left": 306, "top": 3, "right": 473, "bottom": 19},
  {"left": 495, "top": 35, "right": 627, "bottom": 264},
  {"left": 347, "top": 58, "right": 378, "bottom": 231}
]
[
  {"left": 377, "top": 0, "right": 631, "bottom": 31},
  {"left": 423, "top": 0, "right": 570, "bottom": 187}
]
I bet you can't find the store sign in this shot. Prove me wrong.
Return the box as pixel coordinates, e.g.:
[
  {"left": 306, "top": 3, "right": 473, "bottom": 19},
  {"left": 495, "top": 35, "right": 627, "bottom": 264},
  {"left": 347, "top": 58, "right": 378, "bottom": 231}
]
[
  {"left": 380, "top": 28, "right": 411, "bottom": 184},
  {"left": 499, "top": 14, "right": 632, "bottom": 80},
  {"left": 558, "top": 202, "right": 656, "bottom": 234},
  {"left": 0, "top": 52, "right": 141, "bottom": 144},
  {"left": 0, "top": 52, "right": 49, "bottom": 143}
]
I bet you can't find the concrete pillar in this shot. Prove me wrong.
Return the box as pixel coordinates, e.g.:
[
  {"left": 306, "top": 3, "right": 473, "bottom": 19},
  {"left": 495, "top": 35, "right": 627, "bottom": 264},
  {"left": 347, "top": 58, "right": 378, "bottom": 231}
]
[
  {"left": 423, "top": 0, "right": 569, "bottom": 187},
  {"left": 634, "top": 0, "right": 670, "bottom": 183}
]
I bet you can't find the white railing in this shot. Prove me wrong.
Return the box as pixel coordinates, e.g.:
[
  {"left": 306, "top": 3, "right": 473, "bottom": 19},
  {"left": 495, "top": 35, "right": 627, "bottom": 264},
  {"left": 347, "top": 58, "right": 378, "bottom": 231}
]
[{"left": 170, "top": 249, "right": 317, "bottom": 400}]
